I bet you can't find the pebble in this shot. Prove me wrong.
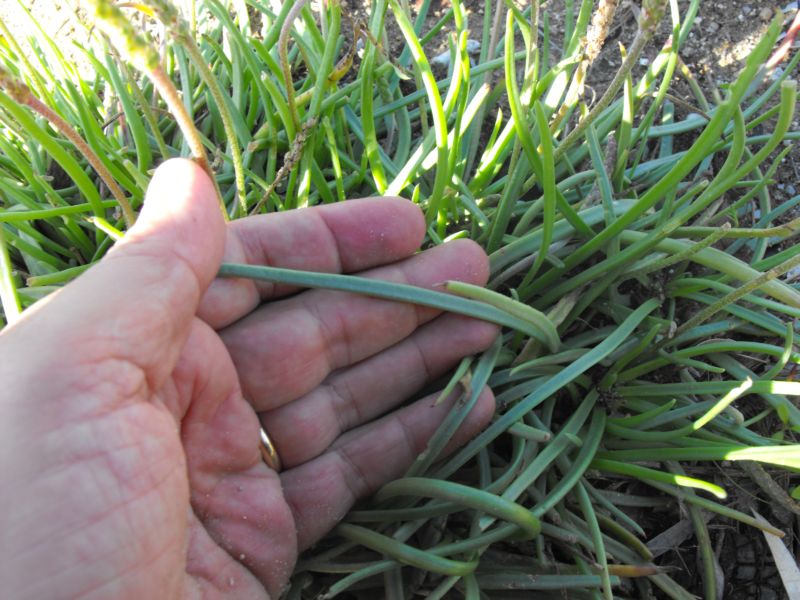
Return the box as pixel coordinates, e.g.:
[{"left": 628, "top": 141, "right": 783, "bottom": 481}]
[
  {"left": 707, "top": 21, "right": 721, "bottom": 34},
  {"left": 786, "top": 265, "right": 800, "bottom": 281},
  {"left": 760, "top": 6, "right": 774, "bottom": 20},
  {"left": 738, "top": 565, "right": 757, "bottom": 579},
  {"left": 760, "top": 588, "right": 780, "bottom": 600},
  {"left": 739, "top": 542, "right": 755, "bottom": 563},
  {"left": 431, "top": 39, "right": 481, "bottom": 68}
]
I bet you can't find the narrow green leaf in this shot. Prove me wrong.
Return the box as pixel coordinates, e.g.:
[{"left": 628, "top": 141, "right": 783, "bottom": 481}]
[{"left": 218, "top": 263, "right": 549, "bottom": 339}]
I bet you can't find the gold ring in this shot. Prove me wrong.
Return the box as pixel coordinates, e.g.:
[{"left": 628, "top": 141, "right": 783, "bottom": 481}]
[{"left": 259, "top": 426, "right": 283, "bottom": 471}]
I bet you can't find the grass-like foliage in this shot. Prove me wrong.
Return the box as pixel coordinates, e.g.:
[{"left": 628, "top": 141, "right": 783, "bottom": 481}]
[{"left": 1, "top": 0, "right": 800, "bottom": 597}]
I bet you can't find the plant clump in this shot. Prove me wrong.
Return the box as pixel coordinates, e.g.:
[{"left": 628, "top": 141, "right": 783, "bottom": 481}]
[{"left": 0, "top": 0, "right": 799, "bottom": 598}]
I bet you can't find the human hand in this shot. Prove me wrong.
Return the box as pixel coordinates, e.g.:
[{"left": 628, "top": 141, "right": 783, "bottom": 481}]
[{"left": 0, "top": 159, "right": 498, "bottom": 598}]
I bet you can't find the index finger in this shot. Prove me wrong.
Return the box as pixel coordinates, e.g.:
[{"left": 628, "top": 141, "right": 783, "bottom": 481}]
[{"left": 198, "top": 197, "right": 426, "bottom": 329}]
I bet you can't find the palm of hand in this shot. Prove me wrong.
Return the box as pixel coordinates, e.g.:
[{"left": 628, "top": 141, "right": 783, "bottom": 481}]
[{"left": 0, "top": 160, "right": 496, "bottom": 598}]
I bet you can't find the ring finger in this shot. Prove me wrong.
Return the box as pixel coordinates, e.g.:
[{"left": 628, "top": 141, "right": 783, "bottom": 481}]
[
  {"left": 259, "top": 313, "right": 499, "bottom": 468},
  {"left": 281, "top": 385, "right": 496, "bottom": 550}
]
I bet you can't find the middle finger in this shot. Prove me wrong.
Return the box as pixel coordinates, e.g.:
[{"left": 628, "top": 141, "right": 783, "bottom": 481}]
[{"left": 221, "top": 239, "right": 489, "bottom": 411}]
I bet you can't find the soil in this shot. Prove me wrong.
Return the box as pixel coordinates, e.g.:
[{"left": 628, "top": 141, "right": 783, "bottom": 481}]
[
  {"left": 2, "top": 1, "right": 799, "bottom": 598},
  {"left": 0, "top": 1, "right": 95, "bottom": 78}
]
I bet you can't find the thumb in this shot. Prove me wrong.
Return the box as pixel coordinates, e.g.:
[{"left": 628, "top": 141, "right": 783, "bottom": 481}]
[
  {"left": 116, "top": 156, "right": 225, "bottom": 298},
  {"left": 5, "top": 158, "right": 226, "bottom": 391}
]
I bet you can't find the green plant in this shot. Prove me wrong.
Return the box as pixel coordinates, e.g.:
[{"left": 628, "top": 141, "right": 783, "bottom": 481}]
[{"left": 1, "top": 0, "right": 799, "bottom": 598}]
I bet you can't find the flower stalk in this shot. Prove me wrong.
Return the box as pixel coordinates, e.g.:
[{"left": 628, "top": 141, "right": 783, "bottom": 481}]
[
  {"left": 0, "top": 66, "right": 136, "bottom": 226},
  {"left": 87, "top": 0, "right": 227, "bottom": 218}
]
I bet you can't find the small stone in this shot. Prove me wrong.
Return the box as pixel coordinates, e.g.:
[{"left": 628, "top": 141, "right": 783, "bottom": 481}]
[
  {"left": 786, "top": 184, "right": 797, "bottom": 196},
  {"left": 786, "top": 265, "right": 800, "bottom": 281},
  {"left": 760, "top": 588, "right": 779, "bottom": 600},
  {"left": 431, "top": 39, "right": 481, "bottom": 68},
  {"left": 707, "top": 21, "right": 721, "bottom": 34},
  {"left": 738, "top": 565, "right": 757, "bottom": 579},
  {"left": 743, "top": 4, "right": 753, "bottom": 14},
  {"left": 760, "top": 6, "right": 774, "bottom": 20}
]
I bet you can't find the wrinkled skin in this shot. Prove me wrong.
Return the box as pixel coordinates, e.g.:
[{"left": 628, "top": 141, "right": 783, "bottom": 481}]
[{"left": 0, "top": 160, "right": 497, "bottom": 598}]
